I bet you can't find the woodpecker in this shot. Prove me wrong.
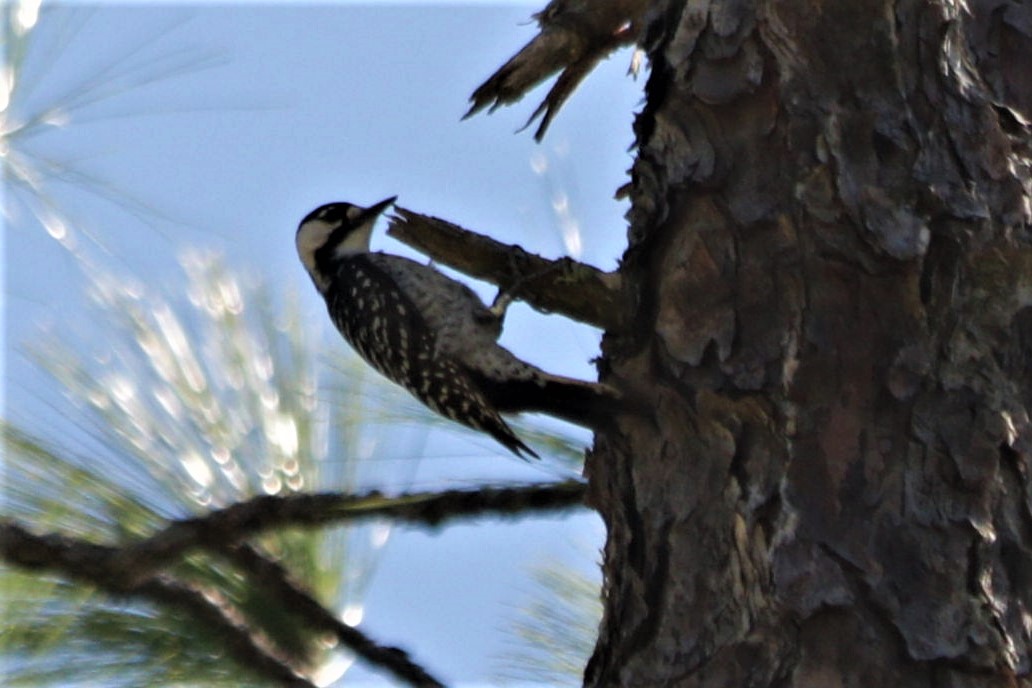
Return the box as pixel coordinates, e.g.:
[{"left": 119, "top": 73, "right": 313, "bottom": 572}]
[{"left": 296, "top": 197, "right": 618, "bottom": 458}]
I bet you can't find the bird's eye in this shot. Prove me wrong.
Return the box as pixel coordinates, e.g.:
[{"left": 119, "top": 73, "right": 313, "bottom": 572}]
[{"left": 346, "top": 206, "right": 363, "bottom": 221}]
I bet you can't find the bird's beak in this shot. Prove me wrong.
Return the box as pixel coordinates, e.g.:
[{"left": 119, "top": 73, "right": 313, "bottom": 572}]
[{"left": 361, "top": 196, "right": 398, "bottom": 223}]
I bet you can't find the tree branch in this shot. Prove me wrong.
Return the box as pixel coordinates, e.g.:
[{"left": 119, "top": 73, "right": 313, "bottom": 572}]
[
  {"left": 3, "top": 481, "right": 584, "bottom": 686},
  {"left": 226, "top": 544, "right": 445, "bottom": 688},
  {"left": 0, "top": 521, "right": 316, "bottom": 688},
  {"left": 111, "top": 480, "right": 586, "bottom": 580},
  {"left": 387, "top": 208, "right": 624, "bottom": 330},
  {"left": 463, "top": 0, "right": 649, "bottom": 141}
]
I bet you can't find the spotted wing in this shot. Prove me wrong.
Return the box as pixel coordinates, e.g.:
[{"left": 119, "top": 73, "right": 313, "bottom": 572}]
[
  {"left": 364, "top": 253, "right": 544, "bottom": 384},
  {"left": 326, "top": 255, "right": 537, "bottom": 458}
]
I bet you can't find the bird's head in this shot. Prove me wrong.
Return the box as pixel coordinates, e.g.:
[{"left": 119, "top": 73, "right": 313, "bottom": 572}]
[{"left": 296, "top": 196, "right": 397, "bottom": 291}]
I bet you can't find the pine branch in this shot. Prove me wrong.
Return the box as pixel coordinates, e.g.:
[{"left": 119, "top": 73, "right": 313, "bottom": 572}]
[
  {"left": 226, "top": 544, "right": 446, "bottom": 687},
  {"left": 3, "top": 480, "right": 585, "bottom": 686},
  {"left": 387, "top": 208, "right": 624, "bottom": 330},
  {"left": 464, "top": 0, "right": 649, "bottom": 140},
  {"left": 110, "top": 480, "right": 586, "bottom": 580},
  {"left": 1, "top": 521, "right": 316, "bottom": 688}
]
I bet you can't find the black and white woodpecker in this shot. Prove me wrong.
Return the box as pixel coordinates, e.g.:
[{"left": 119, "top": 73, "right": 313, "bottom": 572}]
[{"left": 296, "top": 197, "right": 618, "bottom": 458}]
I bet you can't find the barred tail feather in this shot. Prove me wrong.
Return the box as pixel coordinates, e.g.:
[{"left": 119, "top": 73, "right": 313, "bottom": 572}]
[
  {"left": 413, "top": 358, "right": 539, "bottom": 460},
  {"left": 483, "top": 417, "right": 540, "bottom": 460}
]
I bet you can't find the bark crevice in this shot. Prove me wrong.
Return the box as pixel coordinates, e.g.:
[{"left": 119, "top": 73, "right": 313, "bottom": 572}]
[{"left": 590, "top": 0, "right": 1032, "bottom": 684}]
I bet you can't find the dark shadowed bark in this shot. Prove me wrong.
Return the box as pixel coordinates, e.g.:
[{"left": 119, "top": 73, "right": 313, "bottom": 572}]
[{"left": 588, "top": 0, "right": 1032, "bottom": 685}]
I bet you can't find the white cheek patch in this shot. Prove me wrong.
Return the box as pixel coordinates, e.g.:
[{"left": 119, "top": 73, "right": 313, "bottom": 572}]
[
  {"left": 296, "top": 216, "right": 375, "bottom": 294},
  {"left": 333, "top": 220, "right": 374, "bottom": 256},
  {"left": 297, "top": 220, "right": 334, "bottom": 276},
  {"left": 297, "top": 220, "right": 332, "bottom": 254}
]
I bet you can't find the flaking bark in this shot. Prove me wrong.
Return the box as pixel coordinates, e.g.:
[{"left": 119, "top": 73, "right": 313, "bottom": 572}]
[{"left": 588, "top": 0, "right": 1032, "bottom": 686}]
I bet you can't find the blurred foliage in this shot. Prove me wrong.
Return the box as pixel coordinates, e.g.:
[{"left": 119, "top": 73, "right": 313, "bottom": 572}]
[
  {"left": 1, "top": 250, "right": 426, "bottom": 686},
  {"left": 2, "top": 248, "right": 596, "bottom": 685},
  {"left": 3, "top": 2, "right": 600, "bottom": 684},
  {"left": 496, "top": 556, "right": 603, "bottom": 686},
  {"left": 2, "top": 0, "right": 225, "bottom": 247}
]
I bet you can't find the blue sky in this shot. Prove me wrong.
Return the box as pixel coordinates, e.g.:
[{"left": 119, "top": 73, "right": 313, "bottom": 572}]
[{"left": 3, "top": 2, "right": 643, "bottom": 684}]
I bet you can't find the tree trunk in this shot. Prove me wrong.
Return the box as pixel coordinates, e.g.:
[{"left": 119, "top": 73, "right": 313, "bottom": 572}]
[{"left": 587, "top": 1, "right": 1032, "bottom": 685}]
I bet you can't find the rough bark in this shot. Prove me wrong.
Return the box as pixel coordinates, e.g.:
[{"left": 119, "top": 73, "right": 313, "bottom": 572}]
[{"left": 589, "top": 1, "right": 1032, "bottom": 686}]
